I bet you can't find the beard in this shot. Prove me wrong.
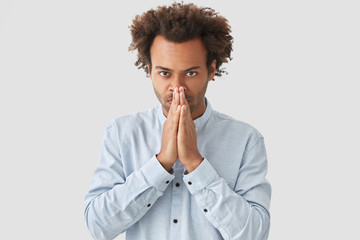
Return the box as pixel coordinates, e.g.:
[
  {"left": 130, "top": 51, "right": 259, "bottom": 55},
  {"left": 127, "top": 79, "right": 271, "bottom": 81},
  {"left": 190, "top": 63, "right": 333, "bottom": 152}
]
[{"left": 152, "top": 82, "right": 208, "bottom": 116}]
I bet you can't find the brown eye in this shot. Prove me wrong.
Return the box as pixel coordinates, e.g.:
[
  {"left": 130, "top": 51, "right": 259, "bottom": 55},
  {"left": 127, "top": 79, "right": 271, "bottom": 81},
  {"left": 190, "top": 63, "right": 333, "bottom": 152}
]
[
  {"left": 159, "top": 71, "right": 169, "bottom": 77},
  {"left": 186, "top": 72, "right": 197, "bottom": 77}
]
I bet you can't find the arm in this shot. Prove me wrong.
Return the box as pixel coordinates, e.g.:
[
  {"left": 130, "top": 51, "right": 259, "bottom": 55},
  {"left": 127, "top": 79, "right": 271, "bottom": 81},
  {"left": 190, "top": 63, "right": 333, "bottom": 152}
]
[
  {"left": 183, "top": 138, "right": 271, "bottom": 240},
  {"left": 84, "top": 121, "right": 175, "bottom": 240}
]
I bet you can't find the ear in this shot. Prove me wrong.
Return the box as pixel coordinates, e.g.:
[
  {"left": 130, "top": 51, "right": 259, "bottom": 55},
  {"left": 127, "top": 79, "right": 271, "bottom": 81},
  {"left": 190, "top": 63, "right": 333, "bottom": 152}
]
[{"left": 208, "top": 59, "right": 216, "bottom": 81}]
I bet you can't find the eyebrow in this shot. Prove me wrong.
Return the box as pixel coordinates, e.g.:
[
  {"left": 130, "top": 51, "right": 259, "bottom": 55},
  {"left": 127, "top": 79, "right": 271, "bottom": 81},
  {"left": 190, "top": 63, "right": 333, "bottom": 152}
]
[{"left": 155, "top": 66, "right": 201, "bottom": 72}]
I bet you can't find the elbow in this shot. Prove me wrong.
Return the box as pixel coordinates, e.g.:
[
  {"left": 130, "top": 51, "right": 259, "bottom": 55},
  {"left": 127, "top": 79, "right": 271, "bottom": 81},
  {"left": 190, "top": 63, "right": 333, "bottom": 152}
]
[
  {"left": 84, "top": 204, "right": 105, "bottom": 240},
  {"left": 254, "top": 205, "right": 271, "bottom": 239},
  {"left": 238, "top": 204, "right": 270, "bottom": 239},
  {"left": 84, "top": 202, "right": 122, "bottom": 240},
  {"left": 261, "top": 214, "right": 270, "bottom": 239}
]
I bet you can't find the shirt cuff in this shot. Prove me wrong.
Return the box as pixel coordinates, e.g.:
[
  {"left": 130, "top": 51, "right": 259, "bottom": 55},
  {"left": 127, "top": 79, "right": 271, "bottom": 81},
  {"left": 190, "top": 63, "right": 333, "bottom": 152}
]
[
  {"left": 141, "top": 155, "right": 175, "bottom": 192},
  {"left": 183, "top": 158, "right": 219, "bottom": 194}
]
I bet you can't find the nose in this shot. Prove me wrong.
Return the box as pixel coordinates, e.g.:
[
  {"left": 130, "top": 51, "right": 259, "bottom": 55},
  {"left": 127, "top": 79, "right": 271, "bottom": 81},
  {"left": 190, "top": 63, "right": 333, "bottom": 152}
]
[{"left": 169, "top": 75, "right": 186, "bottom": 92}]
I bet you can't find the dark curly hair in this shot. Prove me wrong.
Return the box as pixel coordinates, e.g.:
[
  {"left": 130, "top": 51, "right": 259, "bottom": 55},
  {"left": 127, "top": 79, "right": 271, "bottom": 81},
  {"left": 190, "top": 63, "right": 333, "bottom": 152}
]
[{"left": 129, "top": 2, "right": 233, "bottom": 77}]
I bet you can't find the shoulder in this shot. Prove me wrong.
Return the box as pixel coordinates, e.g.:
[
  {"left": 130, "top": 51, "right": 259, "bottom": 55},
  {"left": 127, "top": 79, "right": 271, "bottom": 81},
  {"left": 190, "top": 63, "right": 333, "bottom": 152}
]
[
  {"left": 105, "top": 106, "right": 159, "bottom": 135},
  {"left": 210, "top": 110, "right": 264, "bottom": 150},
  {"left": 212, "top": 110, "right": 263, "bottom": 136}
]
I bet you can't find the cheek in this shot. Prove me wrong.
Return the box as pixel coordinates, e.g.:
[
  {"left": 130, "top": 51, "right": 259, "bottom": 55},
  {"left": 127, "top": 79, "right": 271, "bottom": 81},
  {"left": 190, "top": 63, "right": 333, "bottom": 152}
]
[
  {"left": 153, "top": 80, "right": 169, "bottom": 97},
  {"left": 153, "top": 77, "right": 167, "bottom": 90},
  {"left": 188, "top": 78, "right": 207, "bottom": 93},
  {"left": 152, "top": 78, "right": 160, "bottom": 91}
]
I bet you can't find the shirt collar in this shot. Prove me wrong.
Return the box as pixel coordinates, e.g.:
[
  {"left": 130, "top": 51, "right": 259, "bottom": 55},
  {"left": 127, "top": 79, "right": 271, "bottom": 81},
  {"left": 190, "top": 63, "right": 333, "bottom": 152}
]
[{"left": 157, "top": 97, "right": 213, "bottom": 129}]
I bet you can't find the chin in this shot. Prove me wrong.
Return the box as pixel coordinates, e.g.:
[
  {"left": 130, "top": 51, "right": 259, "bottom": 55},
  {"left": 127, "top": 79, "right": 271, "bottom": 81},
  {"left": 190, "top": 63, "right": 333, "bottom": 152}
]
[{"left": 162, "top": 102, "right": 170, "bottom": 113}]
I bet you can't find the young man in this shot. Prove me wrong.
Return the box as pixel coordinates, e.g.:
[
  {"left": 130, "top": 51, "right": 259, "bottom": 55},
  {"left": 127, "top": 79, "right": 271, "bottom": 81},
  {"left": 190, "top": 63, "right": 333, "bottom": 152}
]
[{"left": 85, "top": 3, "right": 271, "bottom": 240}]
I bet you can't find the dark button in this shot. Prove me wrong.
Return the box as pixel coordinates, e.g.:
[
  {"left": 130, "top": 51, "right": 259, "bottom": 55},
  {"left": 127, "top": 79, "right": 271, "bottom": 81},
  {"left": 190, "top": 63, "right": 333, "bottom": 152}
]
[
  {"left": 166, "top": 180, "right": 170, "bottom": 184},
  {"left": 175, "top": 182, "right": 180, "bottom": 187},
  {"left": 188, "top": 181, "right": 192, "bottom": 185},
  {"left": 173, "top": 219, "right": 178, "bottom": 223},
  {"left": 147, "top": 204, "right": 151, "bottom": 207},
  {"left": 204, "top": 209, "right": 208, "bottom": 212}
]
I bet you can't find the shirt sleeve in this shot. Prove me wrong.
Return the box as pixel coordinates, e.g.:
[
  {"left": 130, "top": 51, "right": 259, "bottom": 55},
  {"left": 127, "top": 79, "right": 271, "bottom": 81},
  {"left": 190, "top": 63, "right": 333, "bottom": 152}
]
[
  {"left": 183, "top": 138, "right": 271, "bottom": 240},
  {"left": 84, "top": 121, "right": 175, "bottom": 240}
]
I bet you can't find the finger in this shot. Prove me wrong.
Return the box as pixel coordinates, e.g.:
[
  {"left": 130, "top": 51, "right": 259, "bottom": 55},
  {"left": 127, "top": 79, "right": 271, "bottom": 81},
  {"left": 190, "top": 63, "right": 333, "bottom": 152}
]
[
  {"left": 179, "top": 105, "right": 187, "bottom": 127},
  {"left": 168, "top": 87, "right": 179, "bottom": 116},
  {"left": 170, "top": 88, "right": 181, "bottom": 125},
  {"left": 180, "top": 89, "right": 190, "bottom": 117},
  {"left": 180, "top": 87, "right": 187, "bottom": 107},
  {"left": 174, "top": 87, "right": 180, "bottom": 106},
  {"left": 172, "top": 87, "right": 180, "bottom": 111},
  {"left": 181, "top": 87, "right": 190, "bottom": 107},
  {"left": 173, "top": 104, "right": 181, "bottom": 128},
  {"left": 179, "top": 87, "right": 183, "bottom": 105}
]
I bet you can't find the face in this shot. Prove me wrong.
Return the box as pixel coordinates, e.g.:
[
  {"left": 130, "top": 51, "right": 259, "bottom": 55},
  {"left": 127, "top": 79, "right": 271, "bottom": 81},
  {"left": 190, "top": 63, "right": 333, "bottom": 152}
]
[{"left": 149, "top": 35, "right": 216, "bottom": 119}]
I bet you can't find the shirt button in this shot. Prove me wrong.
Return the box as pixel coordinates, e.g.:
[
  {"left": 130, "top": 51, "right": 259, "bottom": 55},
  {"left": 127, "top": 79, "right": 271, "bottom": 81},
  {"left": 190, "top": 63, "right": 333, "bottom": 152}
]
[
  {"left": 204, "top": 209, "right": 208, "bottom": 212},
  {"left": 166, "top": 180, "right": 170, "bottom": 184},
  {"left": 173, "top": 219, "right": 178, "bottom": 223},
  {"left": 188, "top": 181, "right": 192, "bottom": 185},
  {"left": 175, "top": 182, "right": 180, "bottom": 187},
  {"left": 147, "top": 204, "right": 151, "bottom": 207}
]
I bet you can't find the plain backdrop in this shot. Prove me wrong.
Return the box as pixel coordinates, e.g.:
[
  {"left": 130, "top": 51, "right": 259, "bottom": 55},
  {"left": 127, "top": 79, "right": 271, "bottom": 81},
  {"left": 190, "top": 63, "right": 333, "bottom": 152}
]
[{"left": 1, "top": 0, "right": 359, "bottom": 239}]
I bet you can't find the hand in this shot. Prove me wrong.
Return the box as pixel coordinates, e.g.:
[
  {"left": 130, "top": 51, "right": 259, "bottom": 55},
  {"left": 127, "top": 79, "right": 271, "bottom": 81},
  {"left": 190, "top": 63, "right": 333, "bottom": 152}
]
[
  {"left": 157, "top": 87, "right": 181, "bottom": 172},
  {"left": 177, "top": 87, "right": 203, "bottom": 173}
]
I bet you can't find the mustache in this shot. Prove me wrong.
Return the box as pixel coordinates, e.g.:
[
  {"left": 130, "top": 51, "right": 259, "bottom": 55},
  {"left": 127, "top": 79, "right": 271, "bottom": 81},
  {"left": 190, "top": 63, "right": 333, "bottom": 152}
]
[{"left": 166, "top": 93, "right": 193, "bottom": 102}]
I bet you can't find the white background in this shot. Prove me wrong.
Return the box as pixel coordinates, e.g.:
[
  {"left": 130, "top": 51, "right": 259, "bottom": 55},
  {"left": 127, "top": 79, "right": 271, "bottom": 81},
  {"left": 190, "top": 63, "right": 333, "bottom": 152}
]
[{"left": 1, "top": 0, "right": 359, "bottom": 239}]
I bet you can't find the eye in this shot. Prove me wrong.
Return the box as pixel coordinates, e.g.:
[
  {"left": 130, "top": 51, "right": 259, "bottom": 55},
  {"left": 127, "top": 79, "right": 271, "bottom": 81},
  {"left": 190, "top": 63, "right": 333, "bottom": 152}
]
[
  {"left": 159, "top": 71, "right": 169, "bottom": 77},
  {"left": 186, "top": 71, "right": 197, "bottom": 77}
]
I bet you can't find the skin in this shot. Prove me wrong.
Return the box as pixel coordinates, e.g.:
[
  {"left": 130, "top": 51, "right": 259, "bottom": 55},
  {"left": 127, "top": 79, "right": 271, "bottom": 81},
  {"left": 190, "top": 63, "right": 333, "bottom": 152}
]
[{"left": 148, "top": 35, "right": 216, "bottom": 173}]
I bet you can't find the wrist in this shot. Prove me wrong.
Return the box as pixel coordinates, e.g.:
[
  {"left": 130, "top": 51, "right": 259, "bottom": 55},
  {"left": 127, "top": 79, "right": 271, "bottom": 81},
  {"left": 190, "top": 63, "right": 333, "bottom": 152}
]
[
  {"left": 156, "top": 153, "right": 175, "bottom": 172},
  {"left": 183, "top": 155, "right": 203, "bottom": 173}
]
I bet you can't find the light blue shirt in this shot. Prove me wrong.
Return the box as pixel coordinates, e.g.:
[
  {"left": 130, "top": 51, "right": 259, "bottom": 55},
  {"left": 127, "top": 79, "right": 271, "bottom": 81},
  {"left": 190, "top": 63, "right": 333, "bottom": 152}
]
[{"left": 84, "top": 99, "right": 271, "bottom": 240}]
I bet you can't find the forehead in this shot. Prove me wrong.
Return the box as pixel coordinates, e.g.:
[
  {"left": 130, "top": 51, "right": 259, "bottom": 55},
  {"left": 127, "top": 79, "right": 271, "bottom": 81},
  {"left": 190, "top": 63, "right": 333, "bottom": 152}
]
[{"left": 150, "top": 35, "right": 207, "bottom": 69}]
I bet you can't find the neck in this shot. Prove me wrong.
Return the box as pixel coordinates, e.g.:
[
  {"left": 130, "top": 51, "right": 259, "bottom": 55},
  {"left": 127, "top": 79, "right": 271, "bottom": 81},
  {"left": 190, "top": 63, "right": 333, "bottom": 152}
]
[{"left": 190, "top": 98, "right": 206, "bottom": 120}]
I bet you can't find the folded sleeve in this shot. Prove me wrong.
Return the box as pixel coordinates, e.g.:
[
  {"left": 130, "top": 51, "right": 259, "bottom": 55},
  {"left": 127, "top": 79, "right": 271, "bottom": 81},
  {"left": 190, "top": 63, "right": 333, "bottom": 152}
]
[
  {"left": 183, "top": 138, "right": 271, "bottom": 240},
  {"left": 84, "top": 121, "right": 174, "bottom": 240}
]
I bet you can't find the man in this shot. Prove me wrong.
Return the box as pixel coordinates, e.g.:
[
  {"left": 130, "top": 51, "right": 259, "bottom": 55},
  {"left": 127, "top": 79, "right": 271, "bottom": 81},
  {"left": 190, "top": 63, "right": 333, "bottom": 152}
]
[{"left": 84, "top": 3, "right": 271, "bottom": 240}]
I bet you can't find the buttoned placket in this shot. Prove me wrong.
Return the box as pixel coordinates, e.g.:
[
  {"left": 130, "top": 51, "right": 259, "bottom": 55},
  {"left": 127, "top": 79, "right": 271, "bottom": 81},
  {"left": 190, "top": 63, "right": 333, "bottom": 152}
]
[
  {"left": 156, "top": 98, "right": 213, "bottom": 239},
  {"left": 169, "top": 159, "right": 185, "bottom": 238}
]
